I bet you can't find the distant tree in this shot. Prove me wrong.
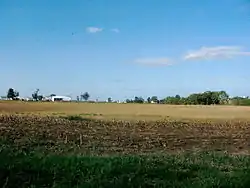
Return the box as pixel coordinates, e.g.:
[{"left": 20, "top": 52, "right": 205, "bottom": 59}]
[
  {"left": 38, "top": 95, "right": 43, "bottom": 101},
  {"left": 218, "top": 91, "right": 229, "bottom": 104},
  {"left": 126, "top": 99, "right": 132, "bottom": 103},
  {"left": 32, "top": 89, "right": 39, "bottom": 101},
  {"left": 7, "top": 88, "right": 19, "bottom": 99},
  {"left": 164, "top": 96, "right": 181, "bottom": 105},
  {"left": 14, "top": 91, "right": 19, "bottom": 98},
  {"left": 202, "top": 91, "right": 212, "bottom": 105},
  {"left": 76, "top": 96, "right": 80, "bottom": 102},
  {"left": 161, "top": 90, "right": 230, "bottom": 105},
  {"left": 81, "top": 92, "right": 90, "bottom": 101},
  {"left": 175, "top": 95, "right": 181, "bottom": 99},
  {"left": 139, "top": 97, "right": 144, "bottom": 103},
  {"left": 147, "top": 97, "right": 151, "bottom": 103},
  {"left": 134, "top": 96, "right": 144, "bottom": 103},
  {"left": 7, "top": 88, "right": 14, "bottom": 99},
  {"left": 32, "top": 89, "right": 43, "bottom": 101},
  {"left": 187, "top": 93, "right": 199, "bottom": 105},
  {"left": 108, "top": 97, "right": 112, "bottom": 103},
  {"left": 134, "top": 96, "right": 139, "bottom": 102},
  {"left": 151, "top": 96, "right": 158, "bottom": 103}
]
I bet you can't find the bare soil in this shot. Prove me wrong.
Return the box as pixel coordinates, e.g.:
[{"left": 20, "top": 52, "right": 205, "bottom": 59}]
[{"left": 1, "top": 114, "right": 250, "bottom": 155}]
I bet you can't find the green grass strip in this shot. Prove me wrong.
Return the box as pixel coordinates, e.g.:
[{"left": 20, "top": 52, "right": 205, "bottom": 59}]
[{"left": 0, "top": 150, "right": 250, "bottom": 188}]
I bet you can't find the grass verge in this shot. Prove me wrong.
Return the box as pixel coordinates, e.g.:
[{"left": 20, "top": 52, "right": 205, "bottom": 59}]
[{"left": 0, "top": 149, "right": 250, "bottom": 188}]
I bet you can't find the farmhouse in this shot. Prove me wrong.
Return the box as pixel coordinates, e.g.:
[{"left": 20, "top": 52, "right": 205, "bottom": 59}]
[{"left": 51, "top": 96, "right": 71, "bottom": 102}]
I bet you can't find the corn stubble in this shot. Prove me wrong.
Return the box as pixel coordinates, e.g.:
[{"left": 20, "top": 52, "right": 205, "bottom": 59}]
[{"left": 0, "top": 114, "right": 250, "bottom": 155}]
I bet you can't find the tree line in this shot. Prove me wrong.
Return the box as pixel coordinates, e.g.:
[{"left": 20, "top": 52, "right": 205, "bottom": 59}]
[
  {"left": 125, "top": 90, "right": 250, "bottom": 106},
  {"left": 3, "top": 88, "right": 250, "bottom": 106}
]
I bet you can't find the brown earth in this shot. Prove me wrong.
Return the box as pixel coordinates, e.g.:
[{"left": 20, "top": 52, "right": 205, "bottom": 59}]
[{"left": 1, "top": 114, "right": 250, "bottom": 155}]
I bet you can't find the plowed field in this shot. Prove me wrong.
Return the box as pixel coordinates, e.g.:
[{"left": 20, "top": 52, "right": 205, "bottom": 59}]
[{"left": 1, "top": 114, "right": 250, "bottom": 155}]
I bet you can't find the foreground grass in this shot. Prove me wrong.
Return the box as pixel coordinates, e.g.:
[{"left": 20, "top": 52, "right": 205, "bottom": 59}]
[{"left": 0, "top": 149, "right": 250, "bottom": 188}]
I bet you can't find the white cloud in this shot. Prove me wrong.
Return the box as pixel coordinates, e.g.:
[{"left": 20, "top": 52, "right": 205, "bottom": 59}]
[
  {"left": 111, "top": 28, "right": 120, "bottom": 33},
  {"left": 86, "top": 27, "right": 103, "bottom": 33},
  {"left": 183, "top": 46, "right": 250, "bottom": 60},
  {"left": 134, "top": 58, "right": 173, "bottom": 66}
]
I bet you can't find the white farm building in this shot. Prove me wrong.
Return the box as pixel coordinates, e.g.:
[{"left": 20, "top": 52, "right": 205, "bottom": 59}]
[{"left": 51, "top": 96, "right": 71, "bottom": 102}]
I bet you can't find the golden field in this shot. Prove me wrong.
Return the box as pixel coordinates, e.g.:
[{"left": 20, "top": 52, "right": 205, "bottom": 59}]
[{"left": 1, "top": 101, "right": 250, "bottom": 120}]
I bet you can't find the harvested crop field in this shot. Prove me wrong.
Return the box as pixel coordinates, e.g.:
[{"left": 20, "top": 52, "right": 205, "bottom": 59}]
[
  {"left": 1, "top": 103, "right": 250, "bottom": 187},
  {"left": 1, "top": 114, "right": 250, "bottom": 155},
  {"left": 1, "top": 101, "right": 250, "bottom": 120}
]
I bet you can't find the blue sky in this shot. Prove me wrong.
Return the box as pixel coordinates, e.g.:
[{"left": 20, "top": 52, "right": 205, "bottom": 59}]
[{"left": 1, "top": 0, "right": 250, "bottom": 100}]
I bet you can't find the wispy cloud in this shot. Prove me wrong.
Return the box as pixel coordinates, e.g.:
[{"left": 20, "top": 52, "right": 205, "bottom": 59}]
[
  {"left": 111, "top": 28, "right": 120, "bottom": 33},
  {"left": 134, "top": 58, "right": 173, "bottom": 66},
  {"left": 183, "top": 46, "right": 250, "bottom": 61},
  {"left": 86, "top": 27, "right": 103, "bottom": 33}
]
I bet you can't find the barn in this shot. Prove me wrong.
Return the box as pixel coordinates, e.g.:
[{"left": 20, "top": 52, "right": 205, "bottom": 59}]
[{"left": 51, "top": 96, "right": 71, "bottom": 102}]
